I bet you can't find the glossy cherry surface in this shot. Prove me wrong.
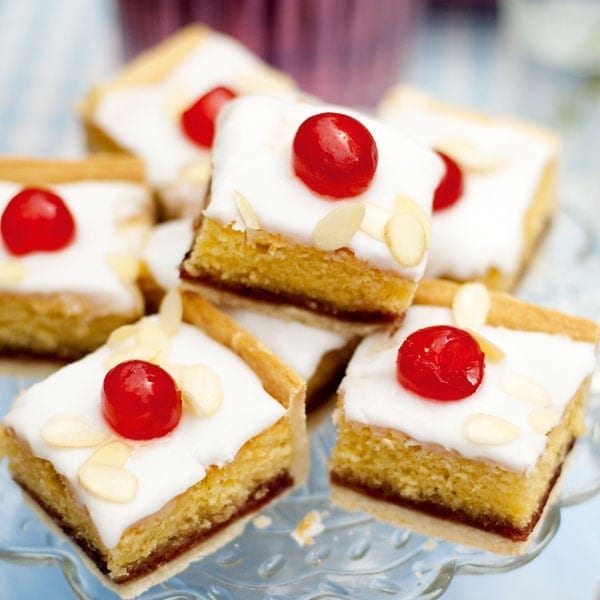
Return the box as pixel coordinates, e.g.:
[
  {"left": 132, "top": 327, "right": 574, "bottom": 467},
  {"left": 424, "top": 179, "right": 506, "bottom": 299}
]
[
  {"left": 1, "top": 187, "right": 75, "bottom": 256},
  {"left": 292, "top": 112, "right": 378, "bottom": 198},
  {"left": 102, "top": 360, "right": 182, "bottom": 440},
  {"left": 432, "top": 151, "right": 464, "bottom": 212},
  {"left": 396, "top": 325, "right": 484, "bottom": 401},
  {"left": 180, "top": 85, "right": 236, "bottom": 148}
]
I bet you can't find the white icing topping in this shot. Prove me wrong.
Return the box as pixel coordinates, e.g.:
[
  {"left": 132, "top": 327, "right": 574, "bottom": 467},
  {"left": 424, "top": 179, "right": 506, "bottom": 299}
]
[
  {"left": 3, "top": 317, "right": 285, "bottom": 549},
  {"left": 141, "top": 218, "right": 349, "bottom": 380},
  {"left": 380, "top": 102, "right": 555, "bottom": 280},
  {"left": 95, "top": 32, "right": 296, "bottom": 216},
  {"left": 340, "top": 305, "right": 596, "bottom": 473},
  {"left": 205, "top": 95, "right": 443, "bottom": 280},
  {"left": 0, "top": 181, "right": 150, "bottom": 311}
]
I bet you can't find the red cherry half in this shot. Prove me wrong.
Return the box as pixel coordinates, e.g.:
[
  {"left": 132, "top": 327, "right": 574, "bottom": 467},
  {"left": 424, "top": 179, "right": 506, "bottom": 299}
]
[
  {"left": 1, "top": 187, "right": 75, "bottom": 256},
  {"left": 102, "top": 360, "right": 182, "bottom": 440},
  {"left": 180, "top": 86, "right": 236, "bottom": 148},
  {"left": 433, "top": 151, "right": 464, "bottom": 212},
  {"left": 396, "top": 325, "right": 484, "bottom": 401},
  {"left": 292, "top": 112, "right": 378, "bottom": 199}
]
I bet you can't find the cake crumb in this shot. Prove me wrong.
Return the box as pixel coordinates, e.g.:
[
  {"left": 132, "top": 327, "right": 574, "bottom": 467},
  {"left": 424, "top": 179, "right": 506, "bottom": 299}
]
[
  {"left": 290, "top": 510, "right": 324, "bottom": 546},
  {"left": 252, "top": 515, "right": 272, "bottom": 530}
]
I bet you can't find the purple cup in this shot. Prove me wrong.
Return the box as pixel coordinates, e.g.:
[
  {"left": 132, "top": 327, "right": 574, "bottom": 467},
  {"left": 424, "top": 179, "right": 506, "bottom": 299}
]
[{"left": 117, "top": 0, "right": 423, "bottom": 106}]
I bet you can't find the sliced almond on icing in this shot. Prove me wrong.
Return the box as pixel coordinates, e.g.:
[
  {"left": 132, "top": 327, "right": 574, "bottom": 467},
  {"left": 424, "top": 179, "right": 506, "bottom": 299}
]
[
  {"left": 314, "top": 202, "right": 365, "bottom": 251},
  {"left": 160, "top": 362, "right": 183, "bottom": 384},
  {"left": 394, "top": 194, "right": 432, "bottom": 240},
  {"left": 234, "top": 191, "right": 261, "bottom": 230},
  {"left": 435, "top": 138, "right": 506, "bottom": 174},
  {"left": 464, "top": 413, "right": 520, "bottom": 445},
  {"left": 529, "top": 407, "right": 561, "bottom": 434},
  {"left": 452, "top": 282, "right": 490, "bottom": 331},
  {"left": 86, "top": 441, "right": 131, "bottom": 468},
  {"left": 360, "top": 202, "right": 390, "bottom": 241},
  {"left": 41, "top": 416, "right": 108, "bottom": 448},
  {"left": 384, "top": 213, "right": 426, "bottom": 267},
  {"left": 179, "top": 364, "right": 223, "bottom": 417},
  {"left": 117, "top": 222, "right": 149, "bottom": 254},
  {"left": 78, "top": 463, "right": 138, "bottom": 503},
  {"left": 0, "top": 261, "right": 26, "bottom": 284},
  {"left": 159, "top": 288, "right": 183, "bottom": 337},
  {"left": 164, "top": 84, "right": 191, "bottom": 119},
  {"left": 103, "top": 343, "right": 158, "bottom": 369},
  {"left": 180, "top": 160, "right": 211, "bottom": 185},
  {"left": 500, "top": 372, "right": 551, "bottom": 406},
  {"left": 107, "top": 324, "right": 138, "bottom": 349},
  {"left": 108, "top": 253, "right": 139, "bottom": 282},
  {"left": 466, "top": 329, "right": 506, "bottom": 361}
]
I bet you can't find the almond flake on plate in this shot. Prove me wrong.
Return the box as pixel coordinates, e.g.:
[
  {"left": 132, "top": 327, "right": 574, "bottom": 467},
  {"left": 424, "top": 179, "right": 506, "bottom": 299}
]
[
  {"left": 464, "top": 413, "right": 520, "bottom": 445},
  {"left": 78, "top": 463, "right": 138, "bottom": 503},
  {"left": 290, "top": 510, "right": 324, "bottom": 546},
  {"left": 234, "top": 191, "right": 261, "bottom": 230},
  {"left": 384, "top": 213, "right": 426, "bottom": 267},
  {"left": 452, "top": 282, "right": 491, "bottom": 331},
  {"left": 500, "top": 372, "right": 551, "bottom": 406},
  {"left": 41, "top": 416, "right": 108, "bottom": 448},
  {"left": 314, "top": 201, "right": 365, "bottom": 251}
]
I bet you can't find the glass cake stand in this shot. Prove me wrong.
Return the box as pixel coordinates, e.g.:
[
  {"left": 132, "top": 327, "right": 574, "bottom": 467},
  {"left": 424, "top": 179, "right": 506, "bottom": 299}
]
[{"left": 1, "top": 211, "right": 599, "bottom": 600}]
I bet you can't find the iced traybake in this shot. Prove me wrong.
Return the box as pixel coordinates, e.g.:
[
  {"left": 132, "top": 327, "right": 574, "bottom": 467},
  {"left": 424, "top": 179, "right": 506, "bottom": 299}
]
[
  {"left": 140, "top": 218, "right": 357, "bottom": 410},
  {"left": 80, "top": 25, "right": 296, "bottom": 219},
  {"left": 330, "top": 279, "right": 599, "bottom": 554},
  {"left": 181, "top": 95, "right": 443, "bottom": 336},
  {"left": 0, "top": 289, "right": 308, "bottom": 598},
  {"left": 0, "top": 156, "right": 153, "bottom": 359},
  {"left": 379, "top": 86, "right": 560, "bottom": 291}
]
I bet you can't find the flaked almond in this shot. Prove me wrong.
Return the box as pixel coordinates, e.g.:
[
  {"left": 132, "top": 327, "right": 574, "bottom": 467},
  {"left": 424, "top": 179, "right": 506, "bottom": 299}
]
[
  {"left": 0, "top": 260, "right": 26, "bottom": 284},
  {"left": 384, "top": 213, "right": 426, "bottom": 267},
  {"left": 41, "top": 416, "right": 107, "bottom": 448},
  {"left": 159, "top": 287, "right": 183, "bottom": 337},
  {"left": 466, "top": 329, "right": 506, "bottom": 361},
  {"left": 117, "top": 222, "right": 149, "bottom": 253},
  {"left": 360, "top": 202, "right": 390, "bottom": 241},
  {"left": 86, "top": 441, "right": 131, "bottom": 468},
  {"left": 108, "top": 252, "right": 139, "bottom": 282},
  {"left": 529, "top": 407, "right": 561, "bottom": 434},
  {"left": 452, "top": 282, "right": 490, "bottom": 331},
  {"left": 314, "top": 202, "right": 365, "bottom": 251},
  {"left": 394, "top": 194, "right": 432, "bottom": 240},
  {"left": 180, "top": 160, "right": 211, "bottom": 185},
  {"left": 234, "top": 191, "right": 261, "bottom": 230},
  {"left": 464, "top": 413, "right": 520, "bottom": 445},
  {"left": 164, "top": 84, "right": 191, "bottom": 119},
  {"left": 180, "top": 364, "right": 223, "bottom": 417},
  {"left": 435, "top": 138, "right": 506, "bottom": 174},
  {"left": 500, "top": 372, "right": 551, "bottom": 406},
  {"left": 103, "top": 343, "right": 158, "bottom": 369},
  {"left": 237, "top": 69, "right": 294, "bottom": 94},
  {"left": 107, "top": 324, "right": 138, "bottom": 349},
  {"left": 137, "top": 317, "right": 171, "bottom": 357},
  {"left": 78, "top": 463, "right": 138, "bottom": 503},
  {"left": 160, "top": 362, "right": 183, "bottom": 384}
]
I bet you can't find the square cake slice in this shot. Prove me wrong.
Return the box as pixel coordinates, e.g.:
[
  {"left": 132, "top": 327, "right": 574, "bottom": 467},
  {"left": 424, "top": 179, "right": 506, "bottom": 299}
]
[
  {"left": 80, "top": 24, "right": 297, "bottom": 219},
  {"left": 378, "top": 86, "right": 560, "bottom": 291},
  {"left": 181, "top": 95, "right": 443, "bottom": 336},
  {"left": 330, "top": 279, "right": 599, "bottom": 554},
  {"left": 0, "top": 289, "right": 308, "bottom": 598},
  {"left": 139, "top": 218, "right": 357, "bottom": 410},
  {"left": 0, "top": 156, "right": 153, "bottom": 359}
]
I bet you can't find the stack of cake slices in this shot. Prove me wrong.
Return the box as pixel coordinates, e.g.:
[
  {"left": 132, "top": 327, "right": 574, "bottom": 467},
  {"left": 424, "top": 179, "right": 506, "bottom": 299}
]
[{"left": 0, "top": 23, "right": 597, "bottom": 599}]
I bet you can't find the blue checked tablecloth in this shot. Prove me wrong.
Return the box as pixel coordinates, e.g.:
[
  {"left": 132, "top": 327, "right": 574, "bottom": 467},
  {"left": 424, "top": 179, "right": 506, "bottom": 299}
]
[{"left": 0, "top": 1, "right": 598, "bottom": 598}]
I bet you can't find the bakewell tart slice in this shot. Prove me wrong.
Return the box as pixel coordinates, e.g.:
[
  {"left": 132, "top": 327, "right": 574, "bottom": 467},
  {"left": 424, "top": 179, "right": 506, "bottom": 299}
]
[
  {"left": 378, "top": 86, "right": 560, "bottom": 291},
  {"left": 0, "top": 156, "right": 153, "bottom": 359},
  {"left": 329, "top": 279, "right": 599, "bottom": 554},
  {"left": 181, "top": 95, "right": 443, "bottom": 336},
  {"left": 0, "top": 289, "right": 308, "bottom": 598},
  {"left": 80, "top": 24, "right": 297, "bottom": 219},
  {"left": 139, "top": 218, "right": 357, "bottom": 410}
]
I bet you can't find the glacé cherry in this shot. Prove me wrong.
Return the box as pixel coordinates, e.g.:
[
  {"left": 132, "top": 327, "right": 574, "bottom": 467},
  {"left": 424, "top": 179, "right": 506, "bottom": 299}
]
[{"left": 433, "top": 151, "right": 464, "bottom": 212}]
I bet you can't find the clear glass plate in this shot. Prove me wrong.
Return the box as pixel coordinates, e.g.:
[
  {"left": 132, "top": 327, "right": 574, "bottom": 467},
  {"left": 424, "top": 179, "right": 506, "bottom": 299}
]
[{"left": 1, "top": 210, "right": 599, "bottom": 600}]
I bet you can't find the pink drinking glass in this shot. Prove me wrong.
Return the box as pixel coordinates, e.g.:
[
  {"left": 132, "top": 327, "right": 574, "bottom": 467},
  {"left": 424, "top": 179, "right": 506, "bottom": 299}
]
[{"left": 117, "top": 0, "right": 423, "bottom": 106}]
